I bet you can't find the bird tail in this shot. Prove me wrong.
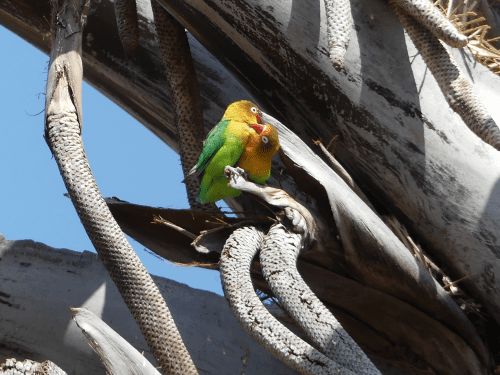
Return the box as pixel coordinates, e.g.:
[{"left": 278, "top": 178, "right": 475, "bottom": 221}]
[{"left": 181, "top": 164, "right": 198, "bottom": 184}]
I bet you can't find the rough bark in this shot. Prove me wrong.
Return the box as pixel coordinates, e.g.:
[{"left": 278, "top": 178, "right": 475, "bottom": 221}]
[
  {"left": 391, "top": 0, "right": 468, "bottom": 47},
  {"left": 0, "top": 359, "right": 67, "bottom": 375}
]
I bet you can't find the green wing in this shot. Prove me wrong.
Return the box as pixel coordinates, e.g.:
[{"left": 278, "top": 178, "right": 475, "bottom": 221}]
[
  {"left": 197, "top": 119, "right": 230, "bottom": 171},
  {"left": 182, "top": 119, "right": 229, "bottom": 184},
  {"left": 198, "top": 140, "right": 246, "bottom": 203}
]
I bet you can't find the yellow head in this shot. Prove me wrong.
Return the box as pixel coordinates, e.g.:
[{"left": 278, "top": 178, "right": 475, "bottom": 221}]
[{"left": 223, "top": 100, "right": 263, "bottom": 125}]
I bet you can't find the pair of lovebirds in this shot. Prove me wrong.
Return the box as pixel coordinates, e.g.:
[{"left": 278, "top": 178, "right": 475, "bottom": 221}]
[{"left": 184, "top": 100, "right": 280, "bottom": 203}]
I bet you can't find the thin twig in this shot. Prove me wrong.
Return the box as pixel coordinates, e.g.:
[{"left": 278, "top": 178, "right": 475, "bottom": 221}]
[
  {"left": 443, "top": 273, "right": 477, "bottom": 289},
  {"left": 153, "top": 215, "right": 198, "bottom": 239}
]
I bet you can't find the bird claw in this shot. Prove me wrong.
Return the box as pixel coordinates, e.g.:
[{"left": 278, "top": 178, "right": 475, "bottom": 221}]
[{"left": 224, "top": 165, "right": 248, "bottom": 183}]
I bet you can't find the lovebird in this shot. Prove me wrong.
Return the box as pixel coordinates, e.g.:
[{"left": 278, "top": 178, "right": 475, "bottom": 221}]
[
  {"left": 184, "top": 100, "right": 280, "bottom": 203},
  {"left": 237, "top": 122, "right": 280, "bottom": 184}
]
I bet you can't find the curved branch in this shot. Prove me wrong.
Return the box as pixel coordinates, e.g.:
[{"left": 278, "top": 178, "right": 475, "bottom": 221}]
[
  {"left": 391, "top": 1, "right": 500, "bottom": 150},
  {"left": 392, "top": 0, "right": 468, "bottom": 47},
  {"left": 114, "top": 0, "right": 139, "bottom": 56},
  {"left": 43, "top": 1, "right": 198, "bottom": 373},
  {"left": 260, "top": 222, "right": 381, "bottom": 375},
  {"left": 219, "top": 226, "right": 355, "bottom": 375},
  {"left": 151, "top": 0, "right": 213, "bottom": 210},
  {"left": 325, "top": 0, "right": 352, "bottom": 71}
]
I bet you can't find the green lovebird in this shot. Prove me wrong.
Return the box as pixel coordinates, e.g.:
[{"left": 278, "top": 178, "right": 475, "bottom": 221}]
[{"left": 184, "top": 100, "right": 273, "bottom": 203}]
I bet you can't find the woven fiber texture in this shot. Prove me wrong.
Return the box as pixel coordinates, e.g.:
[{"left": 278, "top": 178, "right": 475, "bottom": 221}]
[
  {"left": 260, "top": 223, "right": 381, "bottom": 375},
  {"left": 46, "top": 110, "right": 199, "bottom": 374},
  {"left": 114, "top": 0, "right": 139, "bottom": 56},
  {"left": 44, "top": 7, "right": 198, "bottom": 366},
  {"left": 33, "top": 361, "right": 67, "bottom": 375},
  {"left": 392, "top": 0, "right": 467, "bottom": 47},
  {"left": 325, "top": 0, "right": 352, "bottom": 71},
  {"left": 392, "top": 3, "right": 500, "bottom": 150},
  {"left": 0, "top": 359, "right": 65, "bottom": 375},
  {"left": 220, "top": 226, "right": 355, "bottom": 375},
  {"left": 151, "top": 0, "right": 213, "bottom": 210}
]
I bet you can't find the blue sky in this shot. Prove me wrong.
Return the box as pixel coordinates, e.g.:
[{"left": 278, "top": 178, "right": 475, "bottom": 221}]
[{"left": 0, "top": 25, "right": 223, "bottom": 296}]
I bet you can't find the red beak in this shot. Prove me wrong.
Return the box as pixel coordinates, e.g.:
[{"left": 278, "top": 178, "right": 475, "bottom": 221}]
[{"left": 250, "top": 123, "right": 266, "bottom": 134}]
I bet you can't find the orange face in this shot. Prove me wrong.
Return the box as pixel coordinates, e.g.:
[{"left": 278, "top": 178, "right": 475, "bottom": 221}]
[
  {"left": 248, "top": 123, "right": 280, "bottom": 157},
  {"left": 237, "top": 122, "right": 280, "bottom": 184}
]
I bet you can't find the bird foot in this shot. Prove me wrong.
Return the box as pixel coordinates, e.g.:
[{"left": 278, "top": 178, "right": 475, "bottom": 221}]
[
  {"left": 224, "top": 166, "right": 248, "bottom": 186},
  {"left": 224, "top": 165, "right": 316, "bottom": 246}
]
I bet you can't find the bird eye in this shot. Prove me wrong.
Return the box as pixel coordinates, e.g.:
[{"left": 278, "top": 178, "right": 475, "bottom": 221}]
[
  {"left": 250, "top": 107, "right": 258, "bottom": 114},
  {"left": 262, "top": 136, "right": 269, "bottom": 143}
]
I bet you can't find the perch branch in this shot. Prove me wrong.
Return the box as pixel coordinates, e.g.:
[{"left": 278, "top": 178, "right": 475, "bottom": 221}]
[
  {"left": 224, "top": 165, "right": 379, "bottom": 372},
  {"left": 224, "top": 166, "right": 316, "bottom": 246}
]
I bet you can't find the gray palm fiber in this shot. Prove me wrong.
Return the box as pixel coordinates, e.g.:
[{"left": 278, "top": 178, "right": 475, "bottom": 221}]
[
  {"left": 0, "top": 358, "right": 66, "bottom": 375},
  {"left": 33, "top": 361, "right": 67, "bottom": 375},
  {"left": 392, "top": 0, "right": 467, "bottom": 48},
  {"left": 44, "top": 1, "right": 198, "bottom": 374},
  {"left": 114, "top": 0, "right": 139, "bottom": 56},
  {"left": 392, "top": 3, "right": 500, "bottom": 150},
  {"left": 220, "top": 226, "right": 356, "bottom": 375},
  {"left": 46, "top": 111, "right": 199, "bottom": 375},
  {"left": 151, "top": 0, "right": 213, "bottom": 211},
  {"left": 325, "top": 0, "right": 352, "bottom": 71},
  {"left": 260, "top": 223, "right": 381, "bottom": 375}
]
